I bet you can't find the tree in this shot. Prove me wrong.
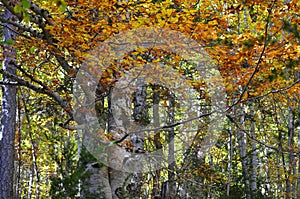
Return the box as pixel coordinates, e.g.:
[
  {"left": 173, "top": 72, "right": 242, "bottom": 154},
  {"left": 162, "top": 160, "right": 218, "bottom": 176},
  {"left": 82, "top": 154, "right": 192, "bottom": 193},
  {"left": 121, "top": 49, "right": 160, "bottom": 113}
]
[{"left": 0, "top": 6, "right": 17, "bottom": 199}]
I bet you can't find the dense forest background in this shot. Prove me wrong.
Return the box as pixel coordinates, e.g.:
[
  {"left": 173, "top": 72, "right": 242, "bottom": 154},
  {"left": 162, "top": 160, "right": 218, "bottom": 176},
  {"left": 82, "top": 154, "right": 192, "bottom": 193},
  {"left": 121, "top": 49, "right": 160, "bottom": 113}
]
[{"left": 0, "top": 0, "right": 299, "bottom": 198}]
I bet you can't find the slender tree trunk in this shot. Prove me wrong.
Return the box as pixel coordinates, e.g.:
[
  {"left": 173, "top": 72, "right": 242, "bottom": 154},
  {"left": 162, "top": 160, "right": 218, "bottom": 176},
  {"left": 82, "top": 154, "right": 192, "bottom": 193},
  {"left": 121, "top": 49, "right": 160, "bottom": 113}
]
[
  {"left": 227, "top": 124, "right": 233, "bottom": 197},
  {"left": 249, "top": 101, "right": 258, "bottom": 196},
  {"left": 0, "top": 8, "right": 17, "bottom": 199},
  {"left": 297, "top": 100, "right": 300, "bottom": 198},
  {"left": 20, "top": 99, "right": 40, "bottom": 199},
  {"left": 167, "top": 93, "right": 176, "bottom": 199},
  {"left": 296, "top": 69, "right": 300, "bottom": 198},
  {"left": 152, "top": 85, "right": 162, "bottom": 198},
  {"left": 236, "top": 105, "right": 250, "bottom": 199},
  {"left": 286, "top": 105, "right": 295, "bottom": 198},
  {"left": 27, "top": 168, "right": 33, "bottom": 199},
  {"left": 15, "top": 98, "right": 22, "bottom": 199}
]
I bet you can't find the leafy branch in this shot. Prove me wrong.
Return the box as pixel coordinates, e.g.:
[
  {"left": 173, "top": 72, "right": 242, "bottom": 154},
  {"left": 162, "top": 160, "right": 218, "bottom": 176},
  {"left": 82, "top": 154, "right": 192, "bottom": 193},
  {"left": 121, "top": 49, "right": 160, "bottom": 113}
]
[
  {"left": 0, "top": 67, "right": 73, "bottom": 117},
  {"left": 227, "top": 0, "right": 276, "bottom": 110}
]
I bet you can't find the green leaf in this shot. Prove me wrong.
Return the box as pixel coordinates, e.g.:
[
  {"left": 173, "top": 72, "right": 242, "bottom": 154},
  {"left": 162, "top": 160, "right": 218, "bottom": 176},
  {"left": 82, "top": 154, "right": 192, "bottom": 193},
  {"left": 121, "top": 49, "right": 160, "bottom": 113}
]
[
  {"left": 23, "top": 12, "right": 30, "bottom": 22},
  {"left": 59, "top": 1, "right": 67, "bottom": 12},
  {"left": 4, "top": 40, "right": 15, "bottom": 45},
  {"left": 108, "top": 140, "right": 117, "bottom": 146},
  {"left": 29, "top": 46, "right": 36, "bottom": 53},
  {"left": 53, "top": 117, "right": 59, "bottom": 126},
  {"left": 14, "top": 5, "right": 22, "bottom": 13},
  {"left": 21, "top": 0, "right": 31, "bottom": 9},
  {"left": 55, "top": 0, "right": 67, "bottom": 12}
]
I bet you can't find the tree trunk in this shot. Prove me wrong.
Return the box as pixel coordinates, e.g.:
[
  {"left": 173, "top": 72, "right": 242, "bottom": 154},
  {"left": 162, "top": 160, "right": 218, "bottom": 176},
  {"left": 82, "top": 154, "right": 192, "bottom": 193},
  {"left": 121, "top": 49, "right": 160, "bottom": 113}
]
[
  {"left": 152, "top": 85, "right": 162, "bottom": 198},
  {"left": 236, "top": 105, "right": 250, "bottom": 199},
  {"left": 130, "top": 79, "right": 148, "bottom": 197},
  {"left": 80, "top": 81, "right": 112, "bottom": 199},
  {"left": 227, "top": 124, "right": 233, "bottom": 197},
  {"left": 0, "top": 8, "right": 17, "bottom": 199},
  {"left": 80, "top": 150, "right": 112, "bottom": 199},
  {"left": 166, "top": 93, "right": 176, "bottom": 199},
  {"left": 297, "top": 101, "right": 300, "bottom": 198},
  {"left": 286, "top": 105, "right": 295, "bottom": 198},
  {"left": 108, "top": 74, "right": 132, "bottom": 199},
  {"left": 296, "top": 71, "right": 300, "bottom": 199},
  {"left": 249, "top": 101, "right": 258, "bottom": 196}
]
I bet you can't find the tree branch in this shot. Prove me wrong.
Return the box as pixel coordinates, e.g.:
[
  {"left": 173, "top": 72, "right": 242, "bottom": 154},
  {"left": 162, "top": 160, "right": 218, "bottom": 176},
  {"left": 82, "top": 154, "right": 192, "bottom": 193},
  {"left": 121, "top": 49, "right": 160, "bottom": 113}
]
[
  {"left": 1, "top": 0, "right": 22, "bottom": 21},
  {"left": 241, "top": 78, "right": 300, "bottom": 102},
  {"left": 227, "top": 0, "right": 276, "bottom": 111},
  {"left": 0, "top": 69, "right": 74, "bottom": 117},
  {"left": 27, "top": 0, "right": 52, "bottom": 24},
  {"left": 0, "top": 81, "right": 19, "bottom": 85},
  {"left": 0, "top": 16, "right": 43, "bottom": 38},
  {"left": 1, "top": 0, "right": 73, "bottom": 74},
  {"left": 113, "top": 111, "right": 215, "bottom": 145},
  {"left": 0, "top": 23, "right": 32, "bottom": 39},
  {"left": 226, "top": 114, "right": 297, "bottom": 156}
]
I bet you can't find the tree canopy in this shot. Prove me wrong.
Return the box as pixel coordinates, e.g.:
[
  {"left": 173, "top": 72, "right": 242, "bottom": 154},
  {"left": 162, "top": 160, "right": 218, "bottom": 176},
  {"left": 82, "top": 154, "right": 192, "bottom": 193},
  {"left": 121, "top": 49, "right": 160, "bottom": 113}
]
[{"left": 0, "top": 0, "right": 299, "bottom": 198}]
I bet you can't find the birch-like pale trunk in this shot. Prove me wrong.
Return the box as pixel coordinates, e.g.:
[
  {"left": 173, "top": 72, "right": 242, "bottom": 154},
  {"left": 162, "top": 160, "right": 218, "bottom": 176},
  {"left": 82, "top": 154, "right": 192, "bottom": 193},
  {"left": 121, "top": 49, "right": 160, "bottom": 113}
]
[
  {"left": 249, "top": 101, "right": 258, "bottom": 196},
  {"left": 108, "top": 74, "right": 132, "bottom": 199},
  {"left": 152, "top": 85, "right": 162, "bottom": 198},
  {"left": 226, "top": 123, "right": 233, "bottom": 197},
  {"left": 130, "top": 79, "right": 148, "bottom": 197},
  {"left": 80, "top": 82, "right": 112, "bottom": 199},
  {"left": 236, "top": 104, "right": 250, "bottom": 199}
]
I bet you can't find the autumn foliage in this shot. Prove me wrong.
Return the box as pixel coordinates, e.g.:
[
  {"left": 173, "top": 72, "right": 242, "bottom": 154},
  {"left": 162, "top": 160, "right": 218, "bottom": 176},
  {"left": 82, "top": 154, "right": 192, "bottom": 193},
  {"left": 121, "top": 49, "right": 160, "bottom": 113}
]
[{"left": 0, "top": 0, "right": 300, "bottom": 198}]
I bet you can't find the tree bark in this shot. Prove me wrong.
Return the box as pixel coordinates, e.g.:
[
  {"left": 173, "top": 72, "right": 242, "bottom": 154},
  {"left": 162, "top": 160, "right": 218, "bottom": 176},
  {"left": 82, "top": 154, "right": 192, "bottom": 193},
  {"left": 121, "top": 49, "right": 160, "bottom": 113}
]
[
  {"left": 236, "top": 104, "right": 250, "bottom": 199},
  {"left": 227, "top": 124, "right": 233, "bottom": 197},
  {"left": 152, "top": 85, "right": 162, "bottom": 198},
  {"left": 249, "top": 101, "right": 258, "bottom": 196},
  {"left": 166, "top": 93, "right": 176, "bottom": 199},
  {"left": 80, "top": 79, "right": 112, "bottom": 199},
  {"left": 297, "top": 101, "right": 300, "bottom": 198},
  {"left": 130, "top": 79, "right": 148, "bottom": 197},
  {"left": 108, "top": 74, "right": 132, "bottom": 199},
  {"left": 286, "top": 105, "right": 295, "bottom": 198},
  {"left": 0, "top": 8, "right": 17, "bottom": 199}
]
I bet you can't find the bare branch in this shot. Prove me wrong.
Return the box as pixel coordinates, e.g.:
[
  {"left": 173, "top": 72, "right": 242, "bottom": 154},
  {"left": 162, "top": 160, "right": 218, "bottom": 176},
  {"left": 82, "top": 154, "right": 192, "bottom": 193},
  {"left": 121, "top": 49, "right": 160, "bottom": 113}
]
[
  {"left": 0, "top": 23, "right": 32, "bottom": 39},
  {"left": 11, "top": 61, "right": 46, "bottom": 87},
  {"left": 27, "top": 0, "right": 52, "bottom": 24},
  {"left": 0, "top": 81, "right": 19, "bottom": 85},
  {"left": 0, "top": 16, "right": 43, "bottom": 38},
  {"left": 1, "top": 0, "right": 73, "bottom": 74},
  {"left": 1, "top": 0, "right": 22, "bottom": 20}
]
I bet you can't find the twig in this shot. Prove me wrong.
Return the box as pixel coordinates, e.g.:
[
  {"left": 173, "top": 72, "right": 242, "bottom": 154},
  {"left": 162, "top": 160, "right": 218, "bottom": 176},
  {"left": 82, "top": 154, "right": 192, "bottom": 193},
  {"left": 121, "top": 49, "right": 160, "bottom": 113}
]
[
  {"left": 0, "top": 69, "right": 74, "bottom": 117},
  {"left": 241, "top": 78, "right": 300, "bottom": 102},
  {"left": 226, "top": 114, "right": 297, "bottom": 156},
  {"left": 0, "top": 81, "right": 19, "bottom": 85},
  {"left": 113, "top": 111, "right": 215, "bottom": 144},
  {"left": 227, "top": 0, "right": 276, "bottom": 111}
]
